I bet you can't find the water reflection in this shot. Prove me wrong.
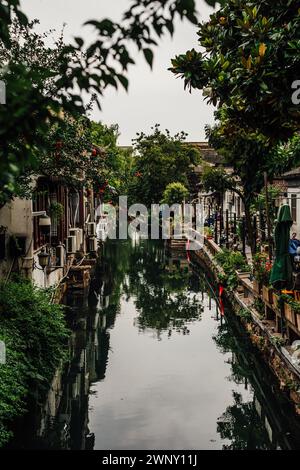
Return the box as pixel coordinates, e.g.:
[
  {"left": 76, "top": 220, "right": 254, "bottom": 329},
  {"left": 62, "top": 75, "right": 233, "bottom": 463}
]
[
  {"left": 125, "top": 242, "right": 203, "bottom": 337},
  {"left": 10, "top": 239, "right": 300, "bottom": 449}
]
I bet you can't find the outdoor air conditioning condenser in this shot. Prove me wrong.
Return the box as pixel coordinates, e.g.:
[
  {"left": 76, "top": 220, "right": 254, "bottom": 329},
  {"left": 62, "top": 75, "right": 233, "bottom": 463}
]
[
  {"left": 67, "top": 236, "right": 77, "bottom": 254},
  {"left": 88, "top": 237, "right": 98, "bottom": 253},
  {"left": 87, "top": 222, "right": 96, "bottom": 237}
]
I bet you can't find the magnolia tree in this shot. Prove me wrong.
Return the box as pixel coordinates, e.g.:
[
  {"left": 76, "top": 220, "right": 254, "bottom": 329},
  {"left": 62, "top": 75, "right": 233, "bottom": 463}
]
[{"left": 170, "top": 0, "right": 300, "bottom": 254}]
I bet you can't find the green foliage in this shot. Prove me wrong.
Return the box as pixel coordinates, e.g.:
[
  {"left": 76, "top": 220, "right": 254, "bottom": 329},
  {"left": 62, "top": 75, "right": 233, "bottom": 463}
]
[
  {"left": 161, "top": 182, "right": 189, "bottom": 205},
  {"left": 216, "top": 249, "right": 249, "bottom": 291},
  {"left": 0, "top": 0, "right": 207, "bottom": 204},
  {"left": 130, "top": 124, "right": 200, "bottom": 206},
  {"left": 170, "top": 0, "right": 300, "bottom": 254},
  {"left": 49, "top": 202, "right": 64, "bottom": 222},
  {"left": 252, "top": 298, "right": 265, "bottom": 317},
  {"left": 251, "top": 185, "right": 280, "bottom": 227},
  {"left": 216, "top": 249, "right": 248, "bottom": 273},
  {"left": 270, "top": 335, "right": 286, "bottom": 348},
  {"left": 0, "top": 278, "right": 69, "bottom": 447},
  {"left": 281, "top": 294, "right": 300, "bottom": 314},
  {"left": 170, "top": 0, "right": 300, "bottom": 140},
  {"left": 202, "top": 166, "right": 240, "bottom": 196},
  {"left": 89, "top": 121, "right": 134, "bottom": 200},
  {"left": 237, "top": 308, "right": 252, "bottom": 322}
]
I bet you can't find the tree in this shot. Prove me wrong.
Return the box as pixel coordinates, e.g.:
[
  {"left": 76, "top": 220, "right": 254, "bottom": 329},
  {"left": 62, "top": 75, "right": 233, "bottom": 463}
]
[
  {"left": 89, "top": 121, "right": 135, "bottom": 200},
  {"left": 203, "top": 124, "right": 300, "bottom": 254},
  {"left": 170, "top": 0, "right": 300, "bottom": 141},
  {"left": 169, "top": 1, "right": 300, "bottom": 255},
  {"left": 129, "top": 124, "right": 200, "bottom": 206},
  {"left": 0, "top": 0, "right": 218, "bottom": 203},
  {"left": 161, "top": 182, "right": 189, "bottom": 205}
]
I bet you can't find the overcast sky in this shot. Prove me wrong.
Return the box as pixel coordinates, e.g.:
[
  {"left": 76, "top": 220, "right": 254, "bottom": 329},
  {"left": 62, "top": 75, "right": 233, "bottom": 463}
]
[{"left": 22, "top": 0, "right": 215, "bottom": 145}]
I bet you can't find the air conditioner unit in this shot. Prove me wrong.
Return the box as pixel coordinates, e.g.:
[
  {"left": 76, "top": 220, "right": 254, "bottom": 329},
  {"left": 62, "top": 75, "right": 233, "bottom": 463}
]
[
  {"left": 69, "top": 228, "right": 78, "bottom": 248},
  {"left": 87, "top": 222, "right": 96, "bottom": 237},
  {"left": 77, "top": 228, "right": 83, "bottom": 247},
  {"left": 88, "top": 237, "right": 98, "bottom": 253},
  {"left": 67, "top": 236, "right": 77, "bottom": 254},
  {"left": 56, "top": 244, "right": 65, "bottom": 267},
  {"left": 69, "top": 228, "right": 84, "bottom": 251}
]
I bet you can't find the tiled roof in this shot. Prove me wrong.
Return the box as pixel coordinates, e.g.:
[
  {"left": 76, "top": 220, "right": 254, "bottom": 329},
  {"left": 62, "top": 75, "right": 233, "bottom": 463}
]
[
  {"left": 187, "top": 142, "right": 223, "bottom": 165},
  {"left": 282, "top": 167, "right": 300, "bottom": 179}
]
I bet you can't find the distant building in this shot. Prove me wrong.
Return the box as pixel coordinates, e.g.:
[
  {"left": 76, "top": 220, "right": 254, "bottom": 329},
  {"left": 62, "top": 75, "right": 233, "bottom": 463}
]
[{"left": 187, "top": 141, "right": 243, "bottom": 219}]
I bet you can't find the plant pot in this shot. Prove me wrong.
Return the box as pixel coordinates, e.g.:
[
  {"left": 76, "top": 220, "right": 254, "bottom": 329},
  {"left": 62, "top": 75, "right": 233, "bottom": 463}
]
[
  {"left": 273, "top": 293, "right": 280, "bottom": 311},
  {"left": 236, "top": 270, "right": 251, "bottom": 280},
  {"left": 262, "top": 285, "right": 273, "bottom": 305},
  {"left": 253, "top": 279, "right": 262, "bottom": 295},
  {"left": 284, "top": 303, "right": 296, "bottom": 325},
  {"left": 296, "top": 312, "right": 300, "bottom": 332}
]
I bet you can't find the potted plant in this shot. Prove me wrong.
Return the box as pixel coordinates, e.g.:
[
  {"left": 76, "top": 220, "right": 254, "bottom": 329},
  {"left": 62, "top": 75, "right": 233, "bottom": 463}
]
[
  {"left": 284, "top": 302, "right": 295, "bottom": 324},
  {"left": 273, "top": 291, "right": 280, "bottom": 311},
  {"left": 262, "top": 285, "right": 273, "bottom": 305},
  {"left": 204, "top": 226, "right": 213, "bottom": 240},
  {"left": 49, "top": 202, "right": 64, "bottom": 222},
  {"left": 252, "top": 252, "right": 271, "bottom": 296},
  {"left": 290, "top": 300, "right": 300, "bottom": 331}
]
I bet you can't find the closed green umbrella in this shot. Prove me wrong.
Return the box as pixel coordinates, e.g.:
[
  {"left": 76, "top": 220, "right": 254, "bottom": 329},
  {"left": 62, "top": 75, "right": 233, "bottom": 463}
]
[{"left": 270, "top": 204, "right": 293, "bottom": 290}]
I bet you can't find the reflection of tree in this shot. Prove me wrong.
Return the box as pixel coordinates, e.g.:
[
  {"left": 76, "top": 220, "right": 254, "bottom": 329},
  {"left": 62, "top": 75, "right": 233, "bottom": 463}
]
[
  {"left": 124, "top": 241, "right": 203, "bottom": 337},
  {"left": 213, "top": 323, "right": 251, "bottom": 385},
  {"left": 217, "top": 392, "right": 269, "bottom": 450}
]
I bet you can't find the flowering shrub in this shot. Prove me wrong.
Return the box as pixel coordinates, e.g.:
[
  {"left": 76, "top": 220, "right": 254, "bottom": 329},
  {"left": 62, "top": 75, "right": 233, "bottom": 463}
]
[{"left": 253, "top": 252, "right": 272, "bottom": 286}]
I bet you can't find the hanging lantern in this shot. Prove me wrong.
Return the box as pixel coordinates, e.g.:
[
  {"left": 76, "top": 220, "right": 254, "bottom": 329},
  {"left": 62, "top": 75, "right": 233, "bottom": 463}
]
[{"left": 38, "top": 248, "right": 50, "bottom": 268}]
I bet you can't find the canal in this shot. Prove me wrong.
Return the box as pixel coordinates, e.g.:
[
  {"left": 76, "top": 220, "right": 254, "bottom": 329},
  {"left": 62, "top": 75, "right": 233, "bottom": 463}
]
[{"left": 10, "top": 238, "right": 300, "bottom": 450}]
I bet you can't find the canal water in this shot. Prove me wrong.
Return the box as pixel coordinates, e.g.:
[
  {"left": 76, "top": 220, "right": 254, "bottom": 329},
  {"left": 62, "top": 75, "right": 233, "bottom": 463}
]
[{"left": 10, "top": 238, "right": 300, "bottom": 449}]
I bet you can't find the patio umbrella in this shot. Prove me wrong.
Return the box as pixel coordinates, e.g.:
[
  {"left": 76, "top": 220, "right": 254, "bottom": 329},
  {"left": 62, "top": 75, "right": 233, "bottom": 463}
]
[{"left": 270, "top": 204, "right": 293, "bottom": 290}]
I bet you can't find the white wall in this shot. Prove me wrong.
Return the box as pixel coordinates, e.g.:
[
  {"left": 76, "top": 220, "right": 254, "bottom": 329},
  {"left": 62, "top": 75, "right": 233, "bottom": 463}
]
[
  {"left": 0, "top": 198, "right": 33, "bottom": 279},
  {"left": 287, "top": 188, "right": 300, "bottom": 237}
]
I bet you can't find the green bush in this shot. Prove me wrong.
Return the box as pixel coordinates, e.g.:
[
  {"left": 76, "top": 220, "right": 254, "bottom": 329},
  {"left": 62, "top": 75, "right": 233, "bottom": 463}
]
[
  {"left": 0, "top": 278, "right": 69, "bottom": 447},
  {"left": 215, "top": 250, "right": 249, "bottom": 291},
  {"left": 215, "top": 249, "right": 248, "bottom": 274}
]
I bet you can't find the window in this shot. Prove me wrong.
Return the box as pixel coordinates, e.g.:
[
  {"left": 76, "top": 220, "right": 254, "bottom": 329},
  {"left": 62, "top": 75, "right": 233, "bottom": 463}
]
[{"left": 291, "top": 194, "right": 297, "bottom": 222}]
